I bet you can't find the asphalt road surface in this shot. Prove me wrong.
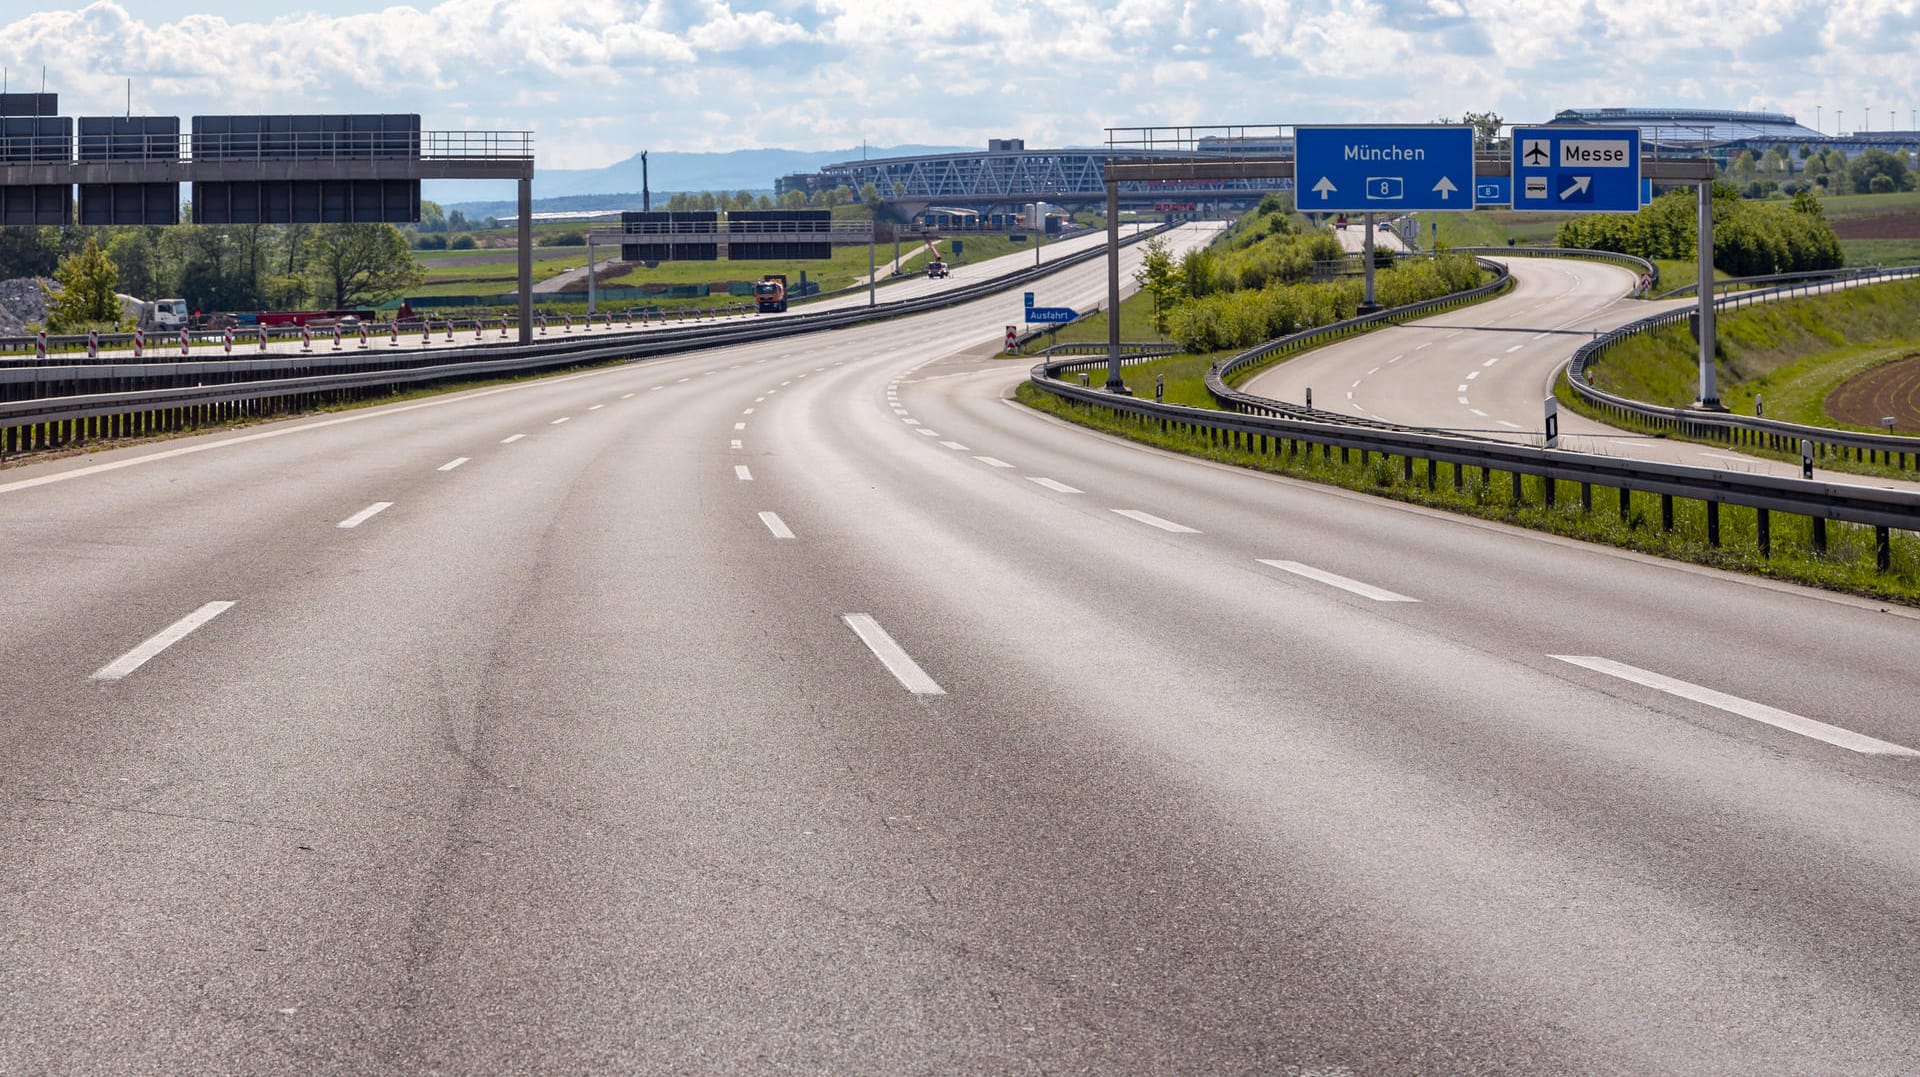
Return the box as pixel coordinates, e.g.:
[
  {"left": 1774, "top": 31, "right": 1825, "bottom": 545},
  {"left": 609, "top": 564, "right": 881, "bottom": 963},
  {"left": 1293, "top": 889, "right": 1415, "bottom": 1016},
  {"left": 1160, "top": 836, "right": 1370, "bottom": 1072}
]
[{"left": 5, "top": 222, "right": 1920, "bottom": 1074}]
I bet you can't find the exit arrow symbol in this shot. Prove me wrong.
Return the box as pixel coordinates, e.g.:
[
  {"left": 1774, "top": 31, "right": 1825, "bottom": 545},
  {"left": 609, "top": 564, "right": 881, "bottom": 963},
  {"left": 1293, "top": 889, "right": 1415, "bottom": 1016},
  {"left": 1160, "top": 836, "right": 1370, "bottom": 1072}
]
[
  {"left": 1433, "top": 176, "right": 1457, "bottom": 200},
  {"left": 1560, "top": 176, "right": 1592, "bottom": 200},
  {"left": 1312, "top": 177, "right": 1337, "bottom": 200}
]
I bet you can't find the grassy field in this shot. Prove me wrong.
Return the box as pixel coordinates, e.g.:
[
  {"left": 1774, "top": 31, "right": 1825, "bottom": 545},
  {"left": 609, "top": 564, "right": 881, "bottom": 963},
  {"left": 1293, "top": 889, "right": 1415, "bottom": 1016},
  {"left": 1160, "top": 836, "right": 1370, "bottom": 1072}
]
[
  {"left": 1839, "top": 239, "right": 1920, "bottom": 266},
  {"left": 1423, "top": 209, "right": 1579, "bottom": 249}
]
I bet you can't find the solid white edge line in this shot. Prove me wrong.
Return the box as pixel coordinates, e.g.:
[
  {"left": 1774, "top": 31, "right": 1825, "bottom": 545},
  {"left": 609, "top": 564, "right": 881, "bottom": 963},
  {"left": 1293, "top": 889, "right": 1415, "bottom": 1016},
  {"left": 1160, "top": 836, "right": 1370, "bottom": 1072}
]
[
  {"left": 500, "top": 434, "right": 526, "bottom": 444},
  {"left": 758, "top": 511, "right": 795, "bottom": 539},
  {"left": 92, "top": 601, "right": 236, "bottom": 681},
  {"left": 1112, "top": 509, "right": 1200, "bottom": 533},
  {"left": 735, "top": 465, "right": 753, "bottom": 480},
  {"left": 437, "top": 457, "right": 469, "bottom": 472},
  {"left": 1550, "top": 655, "right": 1920, "bottom": 757},
  {"left": 1028, "top": 477, "right": 1083, "bottom": 494},
  {"left": 841, "top": 613, "right": 946, "bottom": 696},
  {"left": 1257, "top": 559, "right": 1419, "bottom": 602},
  {"left": 338, "top": 501, "right": 393, "bottom": 529}
]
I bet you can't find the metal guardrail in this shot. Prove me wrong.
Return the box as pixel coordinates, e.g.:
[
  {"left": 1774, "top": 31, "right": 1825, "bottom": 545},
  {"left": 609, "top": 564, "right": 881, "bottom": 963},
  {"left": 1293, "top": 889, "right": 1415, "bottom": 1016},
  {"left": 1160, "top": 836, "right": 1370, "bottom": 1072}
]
[
  {"left": 1448, "top": 246, "right": 1659, "bottom": 290},
  {"left": 1567, "top": 265, "right": 1920, "bottom": 467},
  {"left": 0, "top": 224, "right": 1170, "bottom": 452},
  {"left": 1652, "top": 265, "right": 1892, "bottom": 300},
  {"left": 1030, "top": 352, "right": 1920, "bottom": 568}
]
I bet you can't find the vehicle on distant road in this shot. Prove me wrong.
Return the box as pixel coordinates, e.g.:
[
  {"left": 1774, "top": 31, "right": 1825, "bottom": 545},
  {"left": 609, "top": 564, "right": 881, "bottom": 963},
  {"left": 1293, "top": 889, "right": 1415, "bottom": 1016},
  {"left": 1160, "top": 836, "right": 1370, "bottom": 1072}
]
[
  {"left": 137, "top": 298, "right": 190, "bottom": 332},
  {"left": 927, "top": 261, "right": 950, "bottom": 279},
  {"left": 754, "top": 274, "right": 788, "bottom": 314}
]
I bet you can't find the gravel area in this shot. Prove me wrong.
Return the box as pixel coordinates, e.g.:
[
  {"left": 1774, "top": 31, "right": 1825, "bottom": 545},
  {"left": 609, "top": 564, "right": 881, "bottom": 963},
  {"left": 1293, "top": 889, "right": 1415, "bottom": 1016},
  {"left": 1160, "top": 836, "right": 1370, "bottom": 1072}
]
[{"left": 0, "top": 278, "right": 54, "bottom": 336}]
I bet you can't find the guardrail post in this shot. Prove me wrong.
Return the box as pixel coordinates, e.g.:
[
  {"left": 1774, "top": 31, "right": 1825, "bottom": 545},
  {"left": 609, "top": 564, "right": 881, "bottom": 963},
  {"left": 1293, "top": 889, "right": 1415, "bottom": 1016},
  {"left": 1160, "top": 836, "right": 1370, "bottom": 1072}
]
[
  {"left": 1511, "top": 471, "right": 1523, "bottom": 504},
  {"left": 1661, "top": 494, "right": 1675, "bottom": 532},
  {"left": 1706, "top": 501, "right": 1720, "bottom": 546},
  {"left": 1876, "top": 527, "right": 1892, "bottom": 571},
  {"left": 1812, "top": 516, "right": 1827, "bottom": 556},
  {"left": 1757, "top": 508, "right": 1770, "bottom": 558}
]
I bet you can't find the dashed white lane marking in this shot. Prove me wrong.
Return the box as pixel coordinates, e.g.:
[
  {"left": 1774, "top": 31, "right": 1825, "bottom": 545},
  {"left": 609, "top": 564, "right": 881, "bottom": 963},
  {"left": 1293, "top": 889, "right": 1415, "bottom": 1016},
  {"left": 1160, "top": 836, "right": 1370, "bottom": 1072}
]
[
  {"left": 91, "top": 601, "right": 236, "bottom": 681},
  {"left": 735, "top": 465, "right": 753, "bottom": 481},
  {"left": 781, "top": 380, "right": 791, "bottom": 386},
  {"left": 973, "top": 456, "right": 1015, "bottom": 468},
  {"left": 1505, "top": 344, "right": 1524, "bottom": 353},
  {"left": 651, "top": 386, "right": 663, "bottom": 391},
  {"left": 1550, "top": 656, "right": 1920, "bottom": 757},
  {"left": 1112, "top": 509, "right": 1199, "bottom": 533},
  {"left": 1366, "top": 367, "right": 1380, "bottom": 376},
  {"left": 815, "top": 367, "right": 826, "bottom": 372},
  {"left": 892, "top": 408, "right": 910, "bottom": 415},
  {"left": 1416, "top": 343, "right": 1431, "bottom": 350},
  {"left": 550, "top": 417, "right": 570, "bottom": 425},
  {"left": 940, "top": 441, "right": 970, "bottom": 451},
  {"left": 621, "top": 393, "right": 635, "bottom": 399},
  {"left": 676, "top": 377, "right": 690, "bottom": 383},
  {"left": 500, "top": 434, "right": 526, "bottom": 444},
  {"left": 1482, "top": 357, "right": 1501, "bottom": 368},
  {"left": 917, "top": 429, "right": 941, "bottom": 437},
  {"left": 1498, "top": 420, "right": 1525, "bottom": 429},
  {"left": 1457, "top": 384, "right": 1470, "bottom": 393},
  {"left": 758, "top": 511, "right": 795, "bottom": 539},
  {"left": 903, "top": 418, "right": 921, "bottom": 426},
  {"left": 338, "top": 502, "right": 393, "bottom": 529},
  {"left": 1470, "top": 408, "right": 1488, "bottom": 417},
  {"left": 731, "top": 439, "right": 743, "bottom": 449},
  {"left": 1348, "top": 392, "right": 1357, "bottom": 400},
  {"left": 841, "top": 613, "right": 946, "bottom": 696},
  {"left": 1028, "top": 477, "right": 1083, "bottom": 494},
  {"left": 1350, "top": 379, "right": 1362, "bottom": 389},
  {"left": 755, "top": 396, "right": 765, "bottom": 403},
  {"left": 734, "top": 422, "right": 747, "bottom": 430},
  {"left": 1457, "top": 396, "right": 1471, "bottom": 405},
  {"left": 1258, "top": 559, "right": 1419, "bottom": 602},
  {"left": 588, "top": 404, "right": 605, "bottom": 411},
  {"left": 742, "top": 408, "right": 755, "bottom": 415},
  {"left": 1533, "top": 332, "right": 1551, "bottom": 340},
  {"left": 1390, "top": 354, "right": 1404, "bottom": 362},
  {"left": 437, "top": 457, "right": 470, "bottom": 472},
  {"left": 1466, "top": 372, "right": 1480, "bottom": 381},
  {"left": 703, "top": 371, "right": 717, "bottom": 377}
]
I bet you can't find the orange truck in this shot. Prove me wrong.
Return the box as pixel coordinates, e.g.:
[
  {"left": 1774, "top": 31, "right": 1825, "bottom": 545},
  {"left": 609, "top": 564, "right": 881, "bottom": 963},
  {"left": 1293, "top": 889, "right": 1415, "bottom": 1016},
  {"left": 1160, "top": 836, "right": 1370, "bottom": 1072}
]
[{"left": 754, "top": 274, "right": 788, "bottom": 313}]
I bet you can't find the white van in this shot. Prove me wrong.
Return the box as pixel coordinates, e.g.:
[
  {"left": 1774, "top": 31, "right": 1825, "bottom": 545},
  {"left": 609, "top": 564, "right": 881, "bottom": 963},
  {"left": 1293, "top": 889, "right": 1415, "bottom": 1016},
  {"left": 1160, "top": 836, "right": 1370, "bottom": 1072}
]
[{"left": 140, "top": 299, "right": 189, "bottom": 331}]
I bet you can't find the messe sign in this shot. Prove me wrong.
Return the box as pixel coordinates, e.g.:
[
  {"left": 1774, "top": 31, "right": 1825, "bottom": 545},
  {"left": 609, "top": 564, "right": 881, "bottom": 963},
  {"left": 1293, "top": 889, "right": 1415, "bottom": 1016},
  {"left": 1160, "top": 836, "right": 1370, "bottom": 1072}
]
[
  {"left": 1510, "top": 126, "right": 1641, "bottom": 213},
  {"left": 1295, "top": 125, "right": 1475, "bottom": 213}
]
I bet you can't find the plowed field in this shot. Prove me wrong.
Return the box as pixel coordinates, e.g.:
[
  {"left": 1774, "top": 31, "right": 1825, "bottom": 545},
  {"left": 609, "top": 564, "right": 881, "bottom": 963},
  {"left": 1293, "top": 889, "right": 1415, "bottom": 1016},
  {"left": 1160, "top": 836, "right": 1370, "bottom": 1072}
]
[{"left": 1827, "top": 354, "right": 1920, "bottom": 432}]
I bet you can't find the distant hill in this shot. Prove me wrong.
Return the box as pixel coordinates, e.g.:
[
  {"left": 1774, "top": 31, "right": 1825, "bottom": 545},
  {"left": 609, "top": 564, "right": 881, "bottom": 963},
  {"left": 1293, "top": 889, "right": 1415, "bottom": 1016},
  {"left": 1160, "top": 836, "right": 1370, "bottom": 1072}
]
[{"left": 429, "top": 144, "right": 973, "bottom": 214}]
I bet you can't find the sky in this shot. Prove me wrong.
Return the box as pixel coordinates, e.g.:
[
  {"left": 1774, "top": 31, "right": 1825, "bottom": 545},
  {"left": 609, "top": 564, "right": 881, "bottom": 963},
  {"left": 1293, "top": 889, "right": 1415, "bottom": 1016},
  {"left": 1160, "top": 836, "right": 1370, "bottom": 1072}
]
[{"left": 4, "top": 0, "right": 1919, "bottom": 171}]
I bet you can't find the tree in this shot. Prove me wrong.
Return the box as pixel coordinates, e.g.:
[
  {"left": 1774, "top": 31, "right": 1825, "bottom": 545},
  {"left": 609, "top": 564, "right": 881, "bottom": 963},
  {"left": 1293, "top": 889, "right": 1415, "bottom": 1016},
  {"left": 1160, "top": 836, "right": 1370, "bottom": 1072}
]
[
  {"left": 304, "top": 224, "right": 423, "bottom": 309},
  {"left": 106, "top": 230, "right": 159, "bottom": 299},
  {"left": 1848, "top": 148, "right": 1912, "bottom": 194},
  {"left": 1132, "top": 236, "right": 1181, "bottom": 335},
  {"left": 0, "top": 226, "right": 62, "bottom": 280},
  {"left": 778, "top": 189, "right": 808, "bottom": 210},
  {"left": 419, "top": 200, "right": 447, "bottom": 233},
  {"left": 1461, "top": 110, "right": 1505, "bottom": 150},
  {"left": 44, "top": 235, "right": 121, "bottom": 330},
  {"left": 860, "top": 182, "right": 882, "bottom": 209}
]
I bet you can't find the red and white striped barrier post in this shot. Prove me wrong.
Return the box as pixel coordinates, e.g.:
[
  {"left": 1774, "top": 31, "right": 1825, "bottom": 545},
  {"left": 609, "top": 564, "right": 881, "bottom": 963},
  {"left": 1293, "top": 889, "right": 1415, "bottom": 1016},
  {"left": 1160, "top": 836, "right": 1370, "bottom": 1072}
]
[
  {"left": 625, "top": 309, "right": 633, "bottom": 327},
  {"left": 179, "top": 328, "right": 189, "bottom": 357},
  {"left": 358, "top": 322, "right": 369, "bottom": 348},
  {"left": 538, "top": 315, "right": 547, "bottom": 336},
  {"left": 473, "top": 318, "right": 483, "bottom": 341},
  {"left": 87, "top": 329, "right": 99, "bottom": 359},
  {"left": 444, "top": 318, "right": 454, "bottom": 342},
  {"left": 35, "top": 330, "right": 47, "bottom": 360},
  {"left": 301, "top": 325, "right": 313, "bottom": 352},
  {"left": 133, "top": 328, "right": 145, "bottom": 358},
  {"left": 389, "top": 321, "right": 399, "bottom": 347},
  {"left": 223, "top": 326, "right": 233, "bottom": 355},
  {"left": 562, "top": 313, "right": 573, "bottom": 333},
  {"left": 257, "top": 325, "right": 268, "bottom": 352},
  {"left": 332, "top": 324, "right": 342, "bottom": 350},
  {"left": 421, "top": 318, "right": 432, "bottom": 346},
  {"left": 500, "top": 317, "right": 509, "bottom": 339}
]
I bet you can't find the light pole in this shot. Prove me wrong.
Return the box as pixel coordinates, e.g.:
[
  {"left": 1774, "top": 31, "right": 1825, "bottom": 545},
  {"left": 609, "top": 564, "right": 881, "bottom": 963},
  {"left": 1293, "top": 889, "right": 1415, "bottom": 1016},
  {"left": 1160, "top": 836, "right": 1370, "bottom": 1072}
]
[{"left": 1817, "top": 105, "right": 1822, "bottom": 133}]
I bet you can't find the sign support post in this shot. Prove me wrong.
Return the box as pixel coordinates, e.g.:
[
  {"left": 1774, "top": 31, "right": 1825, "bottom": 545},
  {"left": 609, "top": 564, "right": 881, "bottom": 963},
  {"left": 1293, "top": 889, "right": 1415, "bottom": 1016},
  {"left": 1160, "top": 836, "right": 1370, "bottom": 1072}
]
[
  {"left": 1361, "top": 212, "right": 1378, "bottom": 313},
  {"left": 1694, "top": 181, "right": 1724, "bottom": 410}
]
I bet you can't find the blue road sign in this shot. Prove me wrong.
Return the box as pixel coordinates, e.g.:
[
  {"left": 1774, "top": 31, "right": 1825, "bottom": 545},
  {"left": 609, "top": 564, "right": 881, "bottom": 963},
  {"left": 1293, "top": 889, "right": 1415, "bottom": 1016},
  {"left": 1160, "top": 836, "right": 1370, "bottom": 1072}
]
[
  {"left": 1024, "top": 293, "right": 1078, "bottom": 324},
  {"left": 1296, "top": 125, "right": 1475, "bottom": 213},
  {"left": 1511, "top": 126, "right": 1641, "bottom": 213},
  {"left": 1474, "top": 176, "right": 1511, "bottom": 206},
  {"left": 1643, "top": 177, "right": 1654, "bottom": 205}
]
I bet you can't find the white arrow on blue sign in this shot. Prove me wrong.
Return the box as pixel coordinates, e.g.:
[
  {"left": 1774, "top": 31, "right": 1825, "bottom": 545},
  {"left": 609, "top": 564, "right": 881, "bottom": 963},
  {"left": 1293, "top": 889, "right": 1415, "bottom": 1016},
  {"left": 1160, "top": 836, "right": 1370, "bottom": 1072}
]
[
  {"left": 1295, "top": 125, "right": 1476, "bottom": 213},
  {"left": 1510, "top": 126, "right": 1642, "bottom": 213}
]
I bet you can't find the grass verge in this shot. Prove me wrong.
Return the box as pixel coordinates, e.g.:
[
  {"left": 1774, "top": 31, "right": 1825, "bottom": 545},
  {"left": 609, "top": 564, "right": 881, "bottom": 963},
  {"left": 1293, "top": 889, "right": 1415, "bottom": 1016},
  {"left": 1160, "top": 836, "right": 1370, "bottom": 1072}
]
[{"left": 1016, "top": 380, "right": 1920, "bottom": 605}]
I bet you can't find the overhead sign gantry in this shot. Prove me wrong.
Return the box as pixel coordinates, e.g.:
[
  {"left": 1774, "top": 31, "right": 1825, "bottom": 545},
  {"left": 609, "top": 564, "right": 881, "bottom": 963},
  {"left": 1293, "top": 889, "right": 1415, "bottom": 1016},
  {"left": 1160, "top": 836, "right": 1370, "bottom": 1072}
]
[{"left": 1295, "top": 125, "right": 1475, "bottom": 212}]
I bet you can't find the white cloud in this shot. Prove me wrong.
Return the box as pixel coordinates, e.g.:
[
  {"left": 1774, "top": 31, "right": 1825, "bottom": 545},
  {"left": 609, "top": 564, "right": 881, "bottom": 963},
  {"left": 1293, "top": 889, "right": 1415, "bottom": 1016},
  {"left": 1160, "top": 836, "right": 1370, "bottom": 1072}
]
[{"left": 0, "top": 0, "right": 1915, "bottom": 171}]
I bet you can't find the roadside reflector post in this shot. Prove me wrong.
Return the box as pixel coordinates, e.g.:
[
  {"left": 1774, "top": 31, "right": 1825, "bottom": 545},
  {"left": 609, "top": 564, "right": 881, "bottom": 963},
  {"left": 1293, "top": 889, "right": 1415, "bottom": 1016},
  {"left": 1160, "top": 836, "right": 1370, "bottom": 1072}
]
[
  {"left": 259, "top": 325, "right": 268, "bottom": 352},
  {"left": 1801, "top": 438, "right": 1814, "bottom": 480},
  {"left": 1156, "top": 373, "right": 1164, "bottom": 402},
  {"left": 1544, "top": 397, "right": 1560, "bottom": 449},
  {"left": 1305, "top": 387, "right": 1313, "bottom": 411},
  {"left": 1755, "top": 393, "right": 1763, "bottom": 417},
  {"left": 1005, "top": 325, "right": 1016, "bottom": 353}
]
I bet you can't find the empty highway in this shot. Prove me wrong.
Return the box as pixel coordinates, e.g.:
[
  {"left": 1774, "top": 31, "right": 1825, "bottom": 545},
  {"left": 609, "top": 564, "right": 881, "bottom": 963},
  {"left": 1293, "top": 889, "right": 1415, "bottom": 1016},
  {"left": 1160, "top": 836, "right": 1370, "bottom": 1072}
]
[{"left": 4, "top": 222, "right": 1919, "bottom": 1074}]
